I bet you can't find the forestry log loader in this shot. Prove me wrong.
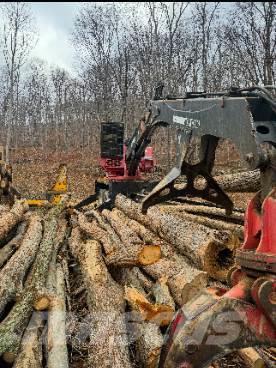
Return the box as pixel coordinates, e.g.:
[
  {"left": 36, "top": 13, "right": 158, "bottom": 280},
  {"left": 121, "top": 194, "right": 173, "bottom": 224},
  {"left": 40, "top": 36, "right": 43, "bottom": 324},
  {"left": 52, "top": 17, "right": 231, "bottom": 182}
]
[{"left": 75, "top": 84, "right": 276, "bottom": 366}]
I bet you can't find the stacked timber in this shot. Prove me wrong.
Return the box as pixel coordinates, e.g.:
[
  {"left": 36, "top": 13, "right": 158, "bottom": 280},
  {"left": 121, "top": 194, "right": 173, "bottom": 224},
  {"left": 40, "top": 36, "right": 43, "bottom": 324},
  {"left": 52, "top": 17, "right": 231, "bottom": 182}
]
[
  {"left": 0, "top": 198, "right": 70, "bottom": 368},
  {"left": 0, "top": 168, "right": 273, "bottom": 368}
]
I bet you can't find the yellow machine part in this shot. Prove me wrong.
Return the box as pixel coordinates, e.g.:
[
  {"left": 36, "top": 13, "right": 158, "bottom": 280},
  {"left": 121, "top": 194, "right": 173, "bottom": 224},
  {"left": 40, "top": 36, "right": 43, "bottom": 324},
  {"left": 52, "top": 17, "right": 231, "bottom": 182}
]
[{"left": 26, "top": 164, "right": 68, "bottom": 207}]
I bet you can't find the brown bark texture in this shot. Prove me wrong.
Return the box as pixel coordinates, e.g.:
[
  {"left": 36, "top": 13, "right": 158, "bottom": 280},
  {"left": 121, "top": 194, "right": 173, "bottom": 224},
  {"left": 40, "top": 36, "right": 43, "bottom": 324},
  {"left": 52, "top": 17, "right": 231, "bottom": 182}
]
[{"left": 68, "top": 227, "right": 132, "bottom": 368}]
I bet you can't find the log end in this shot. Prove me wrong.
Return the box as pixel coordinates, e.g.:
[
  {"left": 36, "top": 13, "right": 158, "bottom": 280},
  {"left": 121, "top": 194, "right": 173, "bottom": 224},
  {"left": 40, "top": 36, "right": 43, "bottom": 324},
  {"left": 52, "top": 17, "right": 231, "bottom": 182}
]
[
  {"left": 179, "top": 272, "right": 209, "bottom": 305},
  {"left": 202, "top": 240, "right": 239, "bottom": 282},
  {"left": 3, "top": 351, "right": 16, "bottom": 364},
  {"left": 147, "top": 346, "right": 162, "bottom": 368},
  {"left": 138, "top": 245, "right": 161, "bottom": 265},
  {"left": 33, "top": 296, "right": 50, "bottom": 311}
]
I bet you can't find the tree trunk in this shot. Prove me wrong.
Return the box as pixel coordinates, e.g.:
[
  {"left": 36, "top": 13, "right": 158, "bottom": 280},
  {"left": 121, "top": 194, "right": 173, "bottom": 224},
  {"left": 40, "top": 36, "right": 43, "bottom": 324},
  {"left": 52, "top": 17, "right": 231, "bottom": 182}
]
[
  {"left": 102, "top": 208, "right": 161, "bottom": 266},
  {"left": 143, "top": 257, "right": 208, "bottom": 306},
  {"left": 215, "top": 170, "right": 260, "bottom": 192},
  {"left": 0, "top": 214, "right": 42, "bottom": 315},
  {"left": 0, "top": 200, "right": 28, "bottom": 241},
  {"left": 68, "top": 227, "right": 132, "bottom": 368},
  {"left": 0, "top": 204, "right": 66, "bottom": 358},
  {"left": 0, "top": 221, "right": 27, "bottom": 268},
  {"left": 47, "top": 264, "right": 69, "bottom": 368},
  {"left": 125, "top": 287, "right": 163, "bottom": 368},
  {"left": 151, "top": 277, "right": 175, "bottom": 312},
  {"left": 12, "top": 311, "right": 45, "bottom": 368},
  {"left": 115, "top": 195, "right": 238, "bottom": 281}
]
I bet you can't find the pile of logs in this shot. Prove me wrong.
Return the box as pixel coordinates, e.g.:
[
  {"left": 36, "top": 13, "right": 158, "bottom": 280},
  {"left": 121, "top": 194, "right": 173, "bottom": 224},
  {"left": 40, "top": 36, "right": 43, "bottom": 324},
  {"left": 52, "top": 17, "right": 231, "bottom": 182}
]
[
  {"left": 0, "top": 169, "right": 274, "bottom": 368},
  {"left": 0, "top": 198, "right": 69, "bottom": 368}
]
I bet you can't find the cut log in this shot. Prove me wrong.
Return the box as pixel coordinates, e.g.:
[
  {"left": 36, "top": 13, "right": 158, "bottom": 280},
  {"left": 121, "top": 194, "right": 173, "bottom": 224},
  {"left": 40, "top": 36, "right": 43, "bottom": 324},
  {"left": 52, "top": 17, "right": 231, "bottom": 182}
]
[
  {"left": 135, "top": 322, "right": 163, "bottom": 368},
  {"left": 68, "top": 228, "right": 132, "bottom": 368},
  {"left": 143, "top": 258, "right": 208, "bottom": 305},
  {"left": 125, "top": 286, "right": 174, "bottom": 327},
  {"left": 76, "top": 211, "right": 116, "bottom": 255},
  {"left": 175, "top": 170, "right": 260, "bottom": 193},
  {"left": 215, "top": 170, "right": 260, "bottom": 192},
  {"left": 0, "top": 199, "right": 28, "bottom": 241},
  {"left": 115, "top": 267, "right": 151, "bottom": 296},
  {"left": 101, "top": 208, "right": 161, "bottom": 267},
  {"left": 239, "top": 348, "right": 265, "bottom": 368},
  {"left": 151, "top": 277, "right": 175, "bottom": 311},
  {"left": 161, "top": 206, "right": 244, "bottom": 238},
  {"left": 116, "top": 195, "right": 239, "bottom": 281},
  {"left": 47, "top": 263, "right": 69, "bottom": 368},
  {"left": 162, "top": 202, "right": 244, "bottom": 222},
  {"left": 0, "top": 214, "right": 42, "bottom": 315},
  {"left": 0, "top": 221, "right": 27, "bottom": 268},
  {"left": 125, "top": 287, "right": 163, "bottom": 368},
  {"left": 0, "top": 203, "right": 67, "bottom": 357},
  {"left": 34, "top": 218, "right": 69, "bottom": 311},
  {"left": 12, "top": 311, "right": 44, "bottom": 368}
]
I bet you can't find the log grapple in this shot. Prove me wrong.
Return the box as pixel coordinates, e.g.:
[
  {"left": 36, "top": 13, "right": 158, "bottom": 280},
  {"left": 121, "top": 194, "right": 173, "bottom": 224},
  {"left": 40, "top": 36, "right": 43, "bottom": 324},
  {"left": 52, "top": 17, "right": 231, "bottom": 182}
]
[{"left": 75, "top": 84, "right": 276, "bottom": 365}]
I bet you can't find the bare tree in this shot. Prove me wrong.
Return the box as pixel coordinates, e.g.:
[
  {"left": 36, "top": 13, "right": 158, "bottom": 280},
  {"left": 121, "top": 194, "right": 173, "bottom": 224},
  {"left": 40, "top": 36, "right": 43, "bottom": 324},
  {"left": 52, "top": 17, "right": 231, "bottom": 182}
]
[{"left": 0, "top": 2, "right": 37, "bottom": 162}]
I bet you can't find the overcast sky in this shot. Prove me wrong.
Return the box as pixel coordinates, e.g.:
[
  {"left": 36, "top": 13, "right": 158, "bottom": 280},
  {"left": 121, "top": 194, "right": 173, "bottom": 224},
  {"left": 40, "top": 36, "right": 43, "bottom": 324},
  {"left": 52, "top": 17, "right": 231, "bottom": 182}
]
[{"left": 30, "top": 2, "right": 81, "bottom": 75}]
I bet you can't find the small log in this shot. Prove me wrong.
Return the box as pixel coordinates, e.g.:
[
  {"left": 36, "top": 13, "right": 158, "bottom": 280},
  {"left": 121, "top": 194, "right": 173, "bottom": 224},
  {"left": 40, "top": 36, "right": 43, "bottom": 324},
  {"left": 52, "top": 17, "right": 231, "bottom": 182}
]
[
  {"left": 0, "top": 214, "right": 42, "bottom": 315},
  {"left": 0, "top": 199, "right": 28, "bottom": 241},
  {"left": 125, "top": 286, "right": 174, "bottom": 327},
  {"left": 116, "top": 195, "right": 239, "bottom": 281},
  {"left": 0, "top": 221, "right": 27, "bottom": 268},
  {"left": 239, "top": 348, "right": 265, "bottom": 368},
  {"left": 12, "top": 311, "right": 44, "bottom": 368},
  {"left": 101, "top": 208, "right": 161, "bottom": 267},
  {"left": 115, "top": 268, "right": 150, "bottom": 296},
  {"left": 47, "top": 264, "right": 69, "bottom": 368},
  {"left": 151, "top": 277, "right": 175, "bottom": 311},
  {"left": 125, "top": 287, "right": 163, "bottom": 368},
  {"left": 68, "top": 228, "right": 132, "bottom": 368}
]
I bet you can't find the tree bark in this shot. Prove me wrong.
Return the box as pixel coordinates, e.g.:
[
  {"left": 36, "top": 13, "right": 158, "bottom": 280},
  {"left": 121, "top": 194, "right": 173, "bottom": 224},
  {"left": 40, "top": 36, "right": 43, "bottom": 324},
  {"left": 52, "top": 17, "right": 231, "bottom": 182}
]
[
  {"left": 125, "top": 287, "right": 163, "bottom": 368},
  {"left": 115, "top": 195, "right": 237, "bottom": 281},
  {"left": 12, "top": 311, "right": 44, "bottom": 368},
  {"left": 151, "top": 277, "right": 175, "bottom": 312},
  {"left": 102, "top": 208, "right": 161, "bottom": 266},
  {"left": 0, "top": 221, "right": 27, "bottom": 268},
  {"left": 143, "top": 257, "right": 208, "bottom": 306},
  {"left": 47, "top": 263, "right": 69, "bottom": 368},
  {"left": 215, "top": 170, "right": 260, "bottom": 192},
  {"left": 68, "top": 227, "right": 132, "bottom": 368},
  {"left": 0, "top": 199, "right": 28, "bottom": 241},
  {"left": 0, "top": 214, "right": 42, "bottom": 315},
  {"left": 0, "top": 203, "right": 66, "bottom": 358}
]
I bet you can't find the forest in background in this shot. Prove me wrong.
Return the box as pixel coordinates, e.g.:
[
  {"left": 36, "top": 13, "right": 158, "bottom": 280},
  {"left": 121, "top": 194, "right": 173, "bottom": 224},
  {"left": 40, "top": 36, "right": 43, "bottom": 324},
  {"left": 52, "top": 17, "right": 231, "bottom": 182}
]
[{"left": 0, "top": 2, "right": 275, "bottom": 167}]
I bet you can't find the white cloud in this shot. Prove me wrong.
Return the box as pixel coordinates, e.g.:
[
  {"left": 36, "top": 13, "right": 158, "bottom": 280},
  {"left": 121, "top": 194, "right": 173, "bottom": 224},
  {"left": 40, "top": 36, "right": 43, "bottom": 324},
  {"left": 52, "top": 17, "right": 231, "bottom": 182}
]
[{"left": 29, "top": 2, "right": 81, "bottom": 75}]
